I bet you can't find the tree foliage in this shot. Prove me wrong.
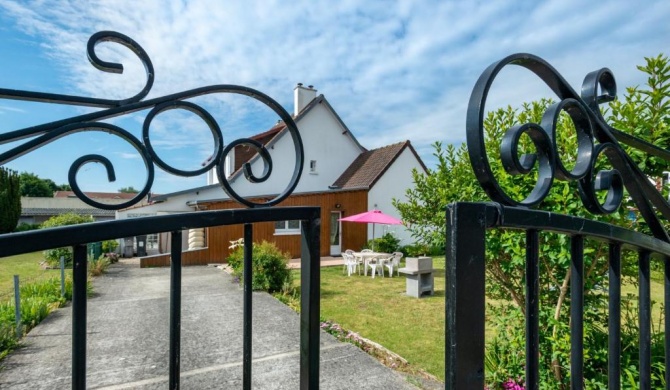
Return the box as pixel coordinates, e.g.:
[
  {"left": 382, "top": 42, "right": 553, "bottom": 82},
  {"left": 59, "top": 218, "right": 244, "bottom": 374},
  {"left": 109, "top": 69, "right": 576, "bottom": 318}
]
[
  {"left": 118, "top": 186, "right": 139, "bottom": 193},
  {"left": 0, "top": 168, "right": 21, "bottom": 233},
  {"left": 609, "top": 54, "right": 670, "bottom": 178},
  {"left": 394, "top": 54, "right": 669, "bottom": 388},
  {"left": 18, "top": 172, "right": 70, "bottom": 197}
]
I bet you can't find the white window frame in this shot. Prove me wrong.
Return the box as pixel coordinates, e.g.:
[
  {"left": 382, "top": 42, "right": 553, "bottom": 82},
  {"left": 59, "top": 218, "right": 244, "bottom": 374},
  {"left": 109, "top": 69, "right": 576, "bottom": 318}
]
[{"left": 274, "top": 220, "right": 302, "bottom": 235}]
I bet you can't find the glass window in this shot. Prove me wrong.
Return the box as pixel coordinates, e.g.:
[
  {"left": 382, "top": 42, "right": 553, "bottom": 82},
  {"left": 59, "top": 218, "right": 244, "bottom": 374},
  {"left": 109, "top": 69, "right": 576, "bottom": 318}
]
[{"left": 275, "top": 220, "right": 301, "bottom": 235}]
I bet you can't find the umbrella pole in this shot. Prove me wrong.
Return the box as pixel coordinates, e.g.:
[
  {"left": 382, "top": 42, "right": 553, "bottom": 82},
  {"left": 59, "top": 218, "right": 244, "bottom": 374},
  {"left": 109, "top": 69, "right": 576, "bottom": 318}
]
[{"left": 372, "top": 224, "right": 375, "bottom": 251}]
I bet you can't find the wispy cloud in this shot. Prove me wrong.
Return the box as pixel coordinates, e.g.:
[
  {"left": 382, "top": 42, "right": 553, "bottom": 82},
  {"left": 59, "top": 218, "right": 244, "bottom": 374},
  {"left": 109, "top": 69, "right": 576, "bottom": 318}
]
[
  {"left": 1, "top": 0, "right": 669, "bottom": 191},
  {"left": 118, "top": 152, "right": 140, "bottom": 160},
  {"left": 0, "top": 105, "right": 26, "bottom": 114}
]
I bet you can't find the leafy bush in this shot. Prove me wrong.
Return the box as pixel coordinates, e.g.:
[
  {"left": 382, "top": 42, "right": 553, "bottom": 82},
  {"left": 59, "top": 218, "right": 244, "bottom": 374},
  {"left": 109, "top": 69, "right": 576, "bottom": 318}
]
[
  {"left": 41, "top": 213, "right": 94, "bottom": 267},
  {"left": 398, "top": 242, "right": 443, "bottom": 257},
  {"left": 102, "top": 239, "right": 119, "bottom": 253},
  {"left": 364, "top": 232, "right": 400, "bottom": 253},
  {"left": 485, "top": 296, "right": 666, "bottom": 389},
  {"left": 14, "top": 222, "right": 41, "bottom": 232},
  {"left": 227, "top": 240, "right": 291, "bottom": 293},
  {"left": 399, "top": 243, "right": 428, "bottom": 257}
]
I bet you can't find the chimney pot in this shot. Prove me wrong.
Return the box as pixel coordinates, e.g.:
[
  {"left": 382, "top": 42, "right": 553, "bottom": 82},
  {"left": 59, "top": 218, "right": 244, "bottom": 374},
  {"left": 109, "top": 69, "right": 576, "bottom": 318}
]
[
  {"left": 308, "top": 85, "right": 313, "bottom": 89},
  {"left": 297, "top": 82, "right": 303, "bottom": 87}
]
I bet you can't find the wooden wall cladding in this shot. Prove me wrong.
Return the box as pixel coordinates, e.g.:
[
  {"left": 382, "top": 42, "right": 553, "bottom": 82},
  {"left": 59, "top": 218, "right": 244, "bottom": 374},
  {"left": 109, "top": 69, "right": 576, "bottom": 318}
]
[{"left": 138, "top": 189, "right": 369, "bottom": 267}]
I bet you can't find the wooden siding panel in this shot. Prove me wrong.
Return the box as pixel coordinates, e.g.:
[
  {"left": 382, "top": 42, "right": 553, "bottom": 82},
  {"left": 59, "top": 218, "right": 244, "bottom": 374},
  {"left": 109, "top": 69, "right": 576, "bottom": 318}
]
[{"left": 139, "top": 190, "right": 369, "bottom": 267}]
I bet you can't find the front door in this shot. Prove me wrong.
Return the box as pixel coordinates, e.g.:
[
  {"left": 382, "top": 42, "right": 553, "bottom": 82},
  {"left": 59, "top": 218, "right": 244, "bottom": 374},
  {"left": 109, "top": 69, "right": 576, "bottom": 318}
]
[{"left": 330, "top": 211, "right": 342, "bottom": 256}]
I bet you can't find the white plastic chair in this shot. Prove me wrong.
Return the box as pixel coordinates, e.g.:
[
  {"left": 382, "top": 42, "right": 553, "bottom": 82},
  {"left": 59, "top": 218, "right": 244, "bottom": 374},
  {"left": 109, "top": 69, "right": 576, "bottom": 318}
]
[
  {"left": 345, "top": 249, "right": 362, "bottom": 275},
  {"left": 367, "top": 256, "right": 385, "bottom": 278},
  {"left": 384, "top": 252, "right": 403, "bottom": 277},
  {"left": 342, "top": 252, "right": 359, "bottom": 276}
]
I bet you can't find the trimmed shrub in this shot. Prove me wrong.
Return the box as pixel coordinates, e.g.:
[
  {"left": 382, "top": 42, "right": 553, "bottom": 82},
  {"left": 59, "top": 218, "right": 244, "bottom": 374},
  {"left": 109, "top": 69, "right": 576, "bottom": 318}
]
[
  {"left": 227, "top": 240, "right": 291, "bottom": 293},
  {"left": 363, "top": 232, "right": 400, "bottom": 253}
]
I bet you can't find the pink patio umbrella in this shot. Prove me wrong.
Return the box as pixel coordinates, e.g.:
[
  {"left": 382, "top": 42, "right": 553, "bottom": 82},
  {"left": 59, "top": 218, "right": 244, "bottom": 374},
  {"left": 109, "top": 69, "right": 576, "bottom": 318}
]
[{"left": 339, "top": 209, "right": 403, "bottom": 250}]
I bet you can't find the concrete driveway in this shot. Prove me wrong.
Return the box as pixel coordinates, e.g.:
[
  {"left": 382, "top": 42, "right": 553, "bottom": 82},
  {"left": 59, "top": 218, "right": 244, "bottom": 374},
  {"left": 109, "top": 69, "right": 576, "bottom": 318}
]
[{"left": 0, "top": 261, "right": 419, "bottom": 389}]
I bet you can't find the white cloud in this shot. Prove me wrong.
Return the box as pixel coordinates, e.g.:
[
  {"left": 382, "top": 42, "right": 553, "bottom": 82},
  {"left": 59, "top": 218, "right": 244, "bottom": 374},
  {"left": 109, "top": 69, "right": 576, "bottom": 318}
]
[
  {"left": 0, "top": 105, "right": 26, "bottom": 114},
  {"left": 1, "top": 0, "right": 669, "bottom": 192}
]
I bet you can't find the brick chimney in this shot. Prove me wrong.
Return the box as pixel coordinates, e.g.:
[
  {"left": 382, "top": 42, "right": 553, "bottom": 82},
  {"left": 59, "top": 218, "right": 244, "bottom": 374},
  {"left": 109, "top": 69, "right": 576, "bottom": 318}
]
[{"left": 294, "top": 83, "right": 317, "bottom": 116}]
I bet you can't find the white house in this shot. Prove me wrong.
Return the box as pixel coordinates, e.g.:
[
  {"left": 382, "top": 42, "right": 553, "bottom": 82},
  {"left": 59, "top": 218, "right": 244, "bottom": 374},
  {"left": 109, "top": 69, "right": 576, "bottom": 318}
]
[{"left": 117, "top": 84, "right": 426, "bottom": 266}]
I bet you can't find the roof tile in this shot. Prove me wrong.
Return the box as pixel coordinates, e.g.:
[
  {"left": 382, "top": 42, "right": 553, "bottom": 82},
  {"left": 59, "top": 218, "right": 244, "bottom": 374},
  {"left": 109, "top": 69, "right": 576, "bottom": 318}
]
[{"left": 332, "top": 141, "right": 410, "bottom": 189}]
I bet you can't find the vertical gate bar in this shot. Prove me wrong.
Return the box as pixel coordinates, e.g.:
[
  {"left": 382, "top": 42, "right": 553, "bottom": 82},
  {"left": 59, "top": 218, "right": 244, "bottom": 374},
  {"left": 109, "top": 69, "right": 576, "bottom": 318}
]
[
  {"left": 525, "top": 230, "right": 540, "bottom": 390},
  {"left": 169, "top": 231, "right": 182, "bottom": 390},
  {"left": 72, "top": 244, "right": 87, "bottom": 390},
  {"left": 639, "top": 251, "right": 651, "bottom": 390},
  {"left": 445, "top": 203, "right": 488, "bottom": 389},
  {"left": 243, "top": 223, "right": 253, "bottom": 390},
  {"left": 608, "top": 243, "right": 621, "bottom": 390},
  {"left": 300, "top": 216, "right": 320, "bottom": 390},
  {"left": 665, "top": 256, "right": 670, "bottom": 390},
  {"left": 570, "top": 235, "right": 584, "bottom": 390}
]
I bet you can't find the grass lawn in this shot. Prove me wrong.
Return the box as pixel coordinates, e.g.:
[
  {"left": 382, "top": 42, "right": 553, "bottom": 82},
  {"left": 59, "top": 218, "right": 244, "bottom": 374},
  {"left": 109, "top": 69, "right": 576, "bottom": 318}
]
[
  {"left": 0, "top": 252, "right": 71, "bottom": 299},
  {"left": 292, "top": 257, "right": 447, "bottom": 379},
  {"left": 290, "top": 257, "right": 666, "bottom": 382}
]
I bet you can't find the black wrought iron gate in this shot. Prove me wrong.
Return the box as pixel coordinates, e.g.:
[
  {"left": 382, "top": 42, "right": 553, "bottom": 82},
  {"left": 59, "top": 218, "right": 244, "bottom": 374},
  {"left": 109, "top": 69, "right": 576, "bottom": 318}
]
[
  {"left": 447, "top": 54, "right": 670, "bottom": 389},
  {"left": 0, "top": 31, "right": 321, "bottom": 389}
]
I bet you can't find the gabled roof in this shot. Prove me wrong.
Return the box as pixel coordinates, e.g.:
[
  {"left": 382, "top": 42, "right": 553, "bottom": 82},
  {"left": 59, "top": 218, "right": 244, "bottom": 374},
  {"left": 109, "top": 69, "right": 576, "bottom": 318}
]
[
  {"left": 330, "top": 140, "right": 427, "bottom": 190},
  {"left": 227, "top": 94, "right": 365, "bottom": 182}
]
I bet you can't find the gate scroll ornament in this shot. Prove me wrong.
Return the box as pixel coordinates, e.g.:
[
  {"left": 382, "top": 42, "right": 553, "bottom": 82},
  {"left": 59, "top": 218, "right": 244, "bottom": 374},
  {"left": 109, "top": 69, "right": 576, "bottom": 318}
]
[
  {"left": 466, "top": 53, "right": 670, "bottom": 242},
  {"left": 0, "top": 31, "right": 304, "bottom": 209}
]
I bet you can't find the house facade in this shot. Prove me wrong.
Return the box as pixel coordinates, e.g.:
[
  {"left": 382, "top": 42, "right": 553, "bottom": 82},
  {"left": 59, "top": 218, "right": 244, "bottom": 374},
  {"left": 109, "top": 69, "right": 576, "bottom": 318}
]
[{"left": 116, "top": 84, "right": 426, "bottom": 266}]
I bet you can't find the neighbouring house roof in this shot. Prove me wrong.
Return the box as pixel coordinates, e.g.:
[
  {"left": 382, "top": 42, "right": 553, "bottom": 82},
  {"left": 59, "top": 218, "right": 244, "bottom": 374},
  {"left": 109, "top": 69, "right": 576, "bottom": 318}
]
[
  {"left": 331, "top": 141, "right": 427, "bottom": 190},
  {"left": 21, "top": 207, "right": 115, "bottom": 217},
  {"left": 54, "top": 191, "right": 139, "bottom": 200}
]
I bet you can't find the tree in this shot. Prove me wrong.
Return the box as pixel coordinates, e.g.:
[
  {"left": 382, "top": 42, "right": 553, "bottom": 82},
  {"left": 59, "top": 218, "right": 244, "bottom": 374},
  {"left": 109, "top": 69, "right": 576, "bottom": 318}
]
[
  {"left": 118, "top": 186, "right": 139, "bottom": 193},
  {"left": 609, "top": 54, "right": 670, "bottom": 178},
  {"left": 19, "top": 172, "right": 53, "bottom": 197},
  {"left": 0, "top": 167, "right": 21, "bottom": 233},
  {"left": 18, "top": 172, "right": 71, "bottom": 197},
  {"left": 394, "top": 55, "right": 668, "bottom": 387}
]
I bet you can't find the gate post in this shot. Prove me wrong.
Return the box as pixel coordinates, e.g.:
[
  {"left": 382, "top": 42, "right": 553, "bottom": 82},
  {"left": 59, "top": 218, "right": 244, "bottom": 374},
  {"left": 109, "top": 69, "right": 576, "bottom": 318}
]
[
  {"left": 445, "top": 202, "right": 492, "bottom": 389},
  {"left": 300, "top": 215, "right": 321, "bottom": 389}
]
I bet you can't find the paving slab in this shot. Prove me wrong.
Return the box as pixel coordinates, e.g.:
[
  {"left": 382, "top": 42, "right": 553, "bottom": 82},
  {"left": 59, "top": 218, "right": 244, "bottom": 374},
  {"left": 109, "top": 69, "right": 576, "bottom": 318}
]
[{"left": 0, "top": 262, "right": 418, "bottom": 389}]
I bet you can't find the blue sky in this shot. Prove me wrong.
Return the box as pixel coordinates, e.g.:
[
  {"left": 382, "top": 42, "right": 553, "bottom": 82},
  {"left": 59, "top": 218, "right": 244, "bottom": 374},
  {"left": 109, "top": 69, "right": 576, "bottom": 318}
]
[{"left": 1, "top": 0, "right": 669, "bottom": 195}]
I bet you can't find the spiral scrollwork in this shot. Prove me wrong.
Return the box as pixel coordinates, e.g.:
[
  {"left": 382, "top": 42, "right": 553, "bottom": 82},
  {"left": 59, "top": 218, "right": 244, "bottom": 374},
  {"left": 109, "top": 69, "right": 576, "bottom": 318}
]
[
  {"left": 467, "top": 53, "right": 670, "bottom": 241},
  {"left": 0, "top": 31, "right": 303, "bottom": 210}
]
